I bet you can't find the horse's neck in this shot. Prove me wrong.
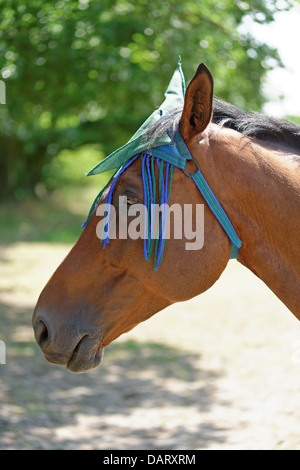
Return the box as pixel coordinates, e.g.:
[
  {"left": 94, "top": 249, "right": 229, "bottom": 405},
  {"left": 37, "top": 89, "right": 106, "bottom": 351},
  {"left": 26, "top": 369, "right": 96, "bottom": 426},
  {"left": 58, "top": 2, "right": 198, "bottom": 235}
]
[{"left": 205, "top": 124, "right": 300, "bottom": 317}]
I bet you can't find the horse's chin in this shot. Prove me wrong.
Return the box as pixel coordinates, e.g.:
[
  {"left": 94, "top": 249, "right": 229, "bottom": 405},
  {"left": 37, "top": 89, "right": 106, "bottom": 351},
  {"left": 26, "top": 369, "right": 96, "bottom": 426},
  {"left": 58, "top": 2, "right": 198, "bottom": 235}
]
[{"left": 66, "top": 338, "right": 104, "bottom": 373}]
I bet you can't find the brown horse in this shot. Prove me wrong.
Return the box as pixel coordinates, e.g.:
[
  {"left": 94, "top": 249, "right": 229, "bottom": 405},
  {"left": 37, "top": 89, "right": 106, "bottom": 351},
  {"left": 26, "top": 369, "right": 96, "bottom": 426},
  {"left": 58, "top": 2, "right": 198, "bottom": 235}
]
[{"left": 33, "top": 63, "right": 300, "bottom": 372}]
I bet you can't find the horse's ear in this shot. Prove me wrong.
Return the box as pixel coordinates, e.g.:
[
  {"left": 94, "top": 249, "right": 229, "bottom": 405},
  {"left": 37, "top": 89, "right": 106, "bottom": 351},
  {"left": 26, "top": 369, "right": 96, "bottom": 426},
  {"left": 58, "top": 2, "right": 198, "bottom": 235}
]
[{"left": 179, "top": 63, "right": 213, "bottom": 141}]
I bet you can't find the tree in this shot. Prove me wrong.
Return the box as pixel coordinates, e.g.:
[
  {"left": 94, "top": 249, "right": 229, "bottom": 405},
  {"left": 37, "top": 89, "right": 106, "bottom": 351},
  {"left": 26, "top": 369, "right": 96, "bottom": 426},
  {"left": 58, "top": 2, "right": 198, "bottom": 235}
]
[{"left": 0, "top": 0, "right": 295, "bottom": 197}]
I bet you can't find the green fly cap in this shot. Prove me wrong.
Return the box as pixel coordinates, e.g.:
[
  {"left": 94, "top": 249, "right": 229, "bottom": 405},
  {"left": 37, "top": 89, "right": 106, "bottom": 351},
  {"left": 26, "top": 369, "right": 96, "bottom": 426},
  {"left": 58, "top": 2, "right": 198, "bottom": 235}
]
[{"left": 87, "top": 60, "right": 186, "bottom": 176}]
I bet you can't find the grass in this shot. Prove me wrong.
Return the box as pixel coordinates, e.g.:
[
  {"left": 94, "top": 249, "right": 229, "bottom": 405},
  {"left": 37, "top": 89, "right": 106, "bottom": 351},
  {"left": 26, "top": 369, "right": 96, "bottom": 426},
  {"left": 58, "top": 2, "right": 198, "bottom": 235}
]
[
  {"left": 0, "top": 185, "right": 100, "bottom": 244},
  {"left": 0, "top": 142, "right": 112, "bottom": 244}
]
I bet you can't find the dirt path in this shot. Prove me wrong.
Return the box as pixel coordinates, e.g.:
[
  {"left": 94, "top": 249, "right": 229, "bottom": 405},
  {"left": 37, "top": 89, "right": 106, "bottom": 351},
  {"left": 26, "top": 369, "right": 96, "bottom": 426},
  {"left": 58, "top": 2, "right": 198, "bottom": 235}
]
[{"left": 1, "top": 242, "right": 300, "bottom": 450}]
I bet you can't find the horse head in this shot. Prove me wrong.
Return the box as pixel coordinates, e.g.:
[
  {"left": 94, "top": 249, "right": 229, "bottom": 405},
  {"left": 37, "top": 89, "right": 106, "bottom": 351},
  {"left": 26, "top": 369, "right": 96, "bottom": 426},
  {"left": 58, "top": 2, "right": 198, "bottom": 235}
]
[{"left": 32, "top": 63, "right": 236, "bottom": 372}]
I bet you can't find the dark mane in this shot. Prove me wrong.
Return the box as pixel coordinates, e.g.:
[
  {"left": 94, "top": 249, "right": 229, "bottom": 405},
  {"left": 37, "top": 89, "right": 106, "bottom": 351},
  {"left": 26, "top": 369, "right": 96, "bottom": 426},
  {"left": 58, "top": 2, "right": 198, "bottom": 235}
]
[
  {"left": 144, "top": 99, "right": 300, "bottom": 150},
  {"left": 212, "top": 98, "right": 300, "bottom": 148}
]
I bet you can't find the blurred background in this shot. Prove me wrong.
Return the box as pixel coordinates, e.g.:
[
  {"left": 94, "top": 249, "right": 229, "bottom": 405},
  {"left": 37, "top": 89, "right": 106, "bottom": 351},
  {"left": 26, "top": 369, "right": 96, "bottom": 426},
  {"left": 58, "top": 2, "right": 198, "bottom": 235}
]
[
  {"left": 1, "top": 0, "right": 300, "bottom": 204},
  {"left": 1, "top": 0, "right": 300, "bottom": 450}
]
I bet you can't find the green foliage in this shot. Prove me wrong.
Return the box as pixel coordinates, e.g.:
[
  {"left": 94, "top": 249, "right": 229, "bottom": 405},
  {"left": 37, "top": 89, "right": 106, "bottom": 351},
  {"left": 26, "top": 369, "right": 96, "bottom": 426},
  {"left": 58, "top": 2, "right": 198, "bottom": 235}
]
[
  {"left": 42, "top": 144, "right": 107, "bottom": 189},
  {"left": 285, "top": 115, "right": 300, "bottom": 126},
  {"left": 0, "top": 0, "right": 295, "bottom": 197}
]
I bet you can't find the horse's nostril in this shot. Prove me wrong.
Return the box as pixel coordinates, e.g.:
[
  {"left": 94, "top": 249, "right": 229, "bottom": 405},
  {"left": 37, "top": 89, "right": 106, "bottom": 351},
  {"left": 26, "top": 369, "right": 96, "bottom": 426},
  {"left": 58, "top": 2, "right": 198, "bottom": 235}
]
[{"left": 34, "top": 319, "right": 49, "bottom": 348}]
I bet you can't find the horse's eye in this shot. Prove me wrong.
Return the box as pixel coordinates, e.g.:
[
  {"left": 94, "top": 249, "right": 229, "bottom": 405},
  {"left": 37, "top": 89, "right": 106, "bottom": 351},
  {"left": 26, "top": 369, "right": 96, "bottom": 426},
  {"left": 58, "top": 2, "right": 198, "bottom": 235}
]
[{"left": 125, "top": 192, "right": 140, "bottom": 206}]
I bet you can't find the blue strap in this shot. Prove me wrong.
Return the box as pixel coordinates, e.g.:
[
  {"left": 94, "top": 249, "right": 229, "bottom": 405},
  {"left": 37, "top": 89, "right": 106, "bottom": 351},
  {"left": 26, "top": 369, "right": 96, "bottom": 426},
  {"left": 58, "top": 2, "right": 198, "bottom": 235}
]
[
  {"left": 192, "top": 170, "right": 241, "bottom": 258},
  {"left": 151, "top": 130, "right": 242, "bottom": 258},
  {"left": 178, "top": 131, "right": 241, "bottom": 258},
  {"left": 83, "top": 129, "right": 242, "bottom": 262}
]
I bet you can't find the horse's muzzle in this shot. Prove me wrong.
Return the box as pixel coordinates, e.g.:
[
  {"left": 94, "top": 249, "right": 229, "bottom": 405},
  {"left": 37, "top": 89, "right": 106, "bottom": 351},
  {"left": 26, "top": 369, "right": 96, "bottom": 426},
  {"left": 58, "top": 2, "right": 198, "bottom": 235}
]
[{"left": 32, "top": 309, "right": 103, "bottom": 373}]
